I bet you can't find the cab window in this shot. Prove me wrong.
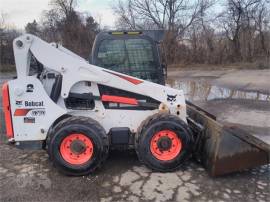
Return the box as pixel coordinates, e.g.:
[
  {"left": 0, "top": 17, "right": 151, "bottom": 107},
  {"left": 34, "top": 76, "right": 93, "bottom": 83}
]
[{"left": 97, "top": 38, "right": 159, "bottom": 82}]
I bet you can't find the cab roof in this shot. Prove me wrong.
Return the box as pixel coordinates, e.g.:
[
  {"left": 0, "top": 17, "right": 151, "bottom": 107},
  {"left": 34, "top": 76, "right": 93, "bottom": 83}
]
[{"left": 96, "top": 30, "right": 165, "bottom": 43}]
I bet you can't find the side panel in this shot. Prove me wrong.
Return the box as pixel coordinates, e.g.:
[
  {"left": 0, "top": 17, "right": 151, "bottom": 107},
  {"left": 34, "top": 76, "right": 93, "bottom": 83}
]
[
  {"left": 2, "top": 83, "right": 14, "bottom": 139},
  {"left": 8, "top": 77, "right": 66, "bottom": 141},
  {"left": 70, "top": 109, "right": 159, "bottom": 134},
  {"left": 66, "top": 82, "right": 187, "bottom": 133}
]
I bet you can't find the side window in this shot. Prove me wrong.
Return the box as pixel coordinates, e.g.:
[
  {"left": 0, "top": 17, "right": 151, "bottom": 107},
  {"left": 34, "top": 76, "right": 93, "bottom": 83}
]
[
  {"left": 125, "top": 39, "right": 154, "bottom": 69},
  {"left": 125, "top": 39, "right": 157, "bottom": 81},
  {"left": 97, "top": 39, "right": 127, "bottom": 71},
  {"left": 96, "top": 38, "right": 160, "bottom": 83}
]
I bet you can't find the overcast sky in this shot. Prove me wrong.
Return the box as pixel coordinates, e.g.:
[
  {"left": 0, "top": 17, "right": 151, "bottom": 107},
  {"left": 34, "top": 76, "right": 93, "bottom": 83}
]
[{"left": 0, "top": 0, "right": 116, "bottom": 29}]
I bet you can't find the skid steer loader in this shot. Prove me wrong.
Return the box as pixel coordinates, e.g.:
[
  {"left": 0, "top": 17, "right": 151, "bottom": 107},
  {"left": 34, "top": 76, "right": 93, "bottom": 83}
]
[{"left": 2, "top": 33, "right": 269, "bottom": 176}]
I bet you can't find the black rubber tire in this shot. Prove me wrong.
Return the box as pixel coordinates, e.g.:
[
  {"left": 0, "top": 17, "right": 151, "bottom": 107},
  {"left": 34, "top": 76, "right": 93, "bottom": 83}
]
[
  {"left": 46, "top": 116, "right": 109, "bottom": 176},
  {"left": 135, "top": 113, "right": 192, "bottom": 172}
]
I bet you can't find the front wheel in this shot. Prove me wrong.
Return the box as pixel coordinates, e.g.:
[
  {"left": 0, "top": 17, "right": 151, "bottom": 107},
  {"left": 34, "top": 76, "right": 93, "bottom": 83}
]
[
  {"left": 47, "top": 116, "right": 109, "bottom": 176},
  {"left": 135, "top": 113, "right": 192, "bottom": 171}
]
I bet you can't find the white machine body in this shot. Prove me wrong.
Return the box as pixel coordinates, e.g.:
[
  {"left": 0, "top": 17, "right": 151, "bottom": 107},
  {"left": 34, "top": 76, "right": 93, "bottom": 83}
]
[{"left": 6, "top": 34, "right": 186, "bottom": 142}]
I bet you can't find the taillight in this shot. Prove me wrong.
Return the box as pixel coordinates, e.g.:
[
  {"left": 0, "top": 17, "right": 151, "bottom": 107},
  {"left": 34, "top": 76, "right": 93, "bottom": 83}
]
[{"left": 2, "top": 82, "right": 14, "bottom": 139}]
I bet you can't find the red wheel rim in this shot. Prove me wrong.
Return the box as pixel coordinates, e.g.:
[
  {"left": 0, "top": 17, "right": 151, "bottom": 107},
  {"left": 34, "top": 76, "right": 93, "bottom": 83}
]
[
  {"left": 60, "top": 133, "right": 94, "bottom": 165},
  {"left": 150, "top": 130, "right": 182, "bottom": 161}
]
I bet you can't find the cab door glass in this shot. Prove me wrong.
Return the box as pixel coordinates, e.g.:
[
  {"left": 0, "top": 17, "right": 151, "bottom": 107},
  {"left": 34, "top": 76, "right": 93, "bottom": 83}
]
[
  {"left": 97, "top": 38, "right": 160, "bottom": 83},
  {"left": 97, "top": 39, "right": 127, "bottom": 72}
]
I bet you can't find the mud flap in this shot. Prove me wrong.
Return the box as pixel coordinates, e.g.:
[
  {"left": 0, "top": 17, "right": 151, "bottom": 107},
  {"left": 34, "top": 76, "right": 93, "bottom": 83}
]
[{"left": 187, "top": 101, "right": 269, "bottom": 177}]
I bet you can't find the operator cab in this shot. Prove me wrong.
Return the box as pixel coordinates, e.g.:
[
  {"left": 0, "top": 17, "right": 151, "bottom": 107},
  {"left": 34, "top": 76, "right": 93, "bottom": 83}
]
[{"left": 90, "top": 31, "right": 166, "bottom": 85}]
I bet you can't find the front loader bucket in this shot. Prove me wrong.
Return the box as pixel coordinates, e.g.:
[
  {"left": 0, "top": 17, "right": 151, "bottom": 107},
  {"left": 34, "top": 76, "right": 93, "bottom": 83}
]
[{"left": 186, "top": 101, "right": 269, "bottom": 177}]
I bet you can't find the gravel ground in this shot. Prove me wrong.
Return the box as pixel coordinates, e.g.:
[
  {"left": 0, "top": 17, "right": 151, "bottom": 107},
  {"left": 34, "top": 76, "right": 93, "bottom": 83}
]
[{"left": 0, "top": 143, "right": 269, "bottom": 202}]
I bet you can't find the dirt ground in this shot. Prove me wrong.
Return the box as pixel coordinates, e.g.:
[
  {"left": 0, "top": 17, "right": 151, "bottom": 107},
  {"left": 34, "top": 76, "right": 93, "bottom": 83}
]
[{"left": 0, "top": 69, "right": 269, "bottom": 202}]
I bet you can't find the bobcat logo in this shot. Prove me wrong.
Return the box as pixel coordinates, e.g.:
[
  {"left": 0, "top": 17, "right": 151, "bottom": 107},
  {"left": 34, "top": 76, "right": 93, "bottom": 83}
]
[{"left": 167, "top": 94, "right": 177, "bottom": 104}]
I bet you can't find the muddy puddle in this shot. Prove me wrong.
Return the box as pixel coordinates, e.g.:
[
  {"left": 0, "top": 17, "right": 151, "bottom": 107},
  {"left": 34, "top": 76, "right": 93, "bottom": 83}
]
[{"left": 167, "top": 79, "right": 270, "bottom": 102}]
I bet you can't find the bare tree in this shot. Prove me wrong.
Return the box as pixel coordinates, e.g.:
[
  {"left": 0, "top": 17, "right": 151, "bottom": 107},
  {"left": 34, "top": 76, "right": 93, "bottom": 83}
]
[
  {"left": 25, "top": 20, "right": 41, "bottom": 35},
  {"left": 253, "top": 1, "right": 269, "bottom": 55},
  {"left": 16, "top": 0, "right": 270, "bottom": 68},
  {"left": 113, "top": 0, "right": 138, "bottom": 29},
  {"left": 0, "top": 12, "right": 21, "bottom": 71},
  {"left": 113, "top": 0, "right": 214, "bottom": 32},
  {"left": 50, "top": 0, "right": 77, "bottom": 19},
  {"left": 179, "top": 0, "right": 270, "bottom": 66},
  {"left": 0, "top": 12, "right": 6, "bottom": 66},
  {"left": 36, "top": 0, "right": 99, "bottom": 59},
  {"left": 113, "top": 0, "right": 214, "bottom": 63},
  {"left": 220, "top": 0, "right": 262, "bottom": 61}
]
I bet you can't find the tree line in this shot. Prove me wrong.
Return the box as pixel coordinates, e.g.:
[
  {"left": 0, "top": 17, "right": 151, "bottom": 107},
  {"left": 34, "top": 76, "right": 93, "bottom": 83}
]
[
  {"left": 0, "top": 0, "right": 99, "bottom": 70},
  {"left": 1, "top": 0, "right": 269, "bottom": 70},
  {"left": 113, "top": 0, "right": 270, "bottom": 67}
]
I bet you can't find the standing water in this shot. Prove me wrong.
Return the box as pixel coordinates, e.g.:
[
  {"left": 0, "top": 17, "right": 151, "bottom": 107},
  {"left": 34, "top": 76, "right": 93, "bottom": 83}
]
[{"left": 167, "top": 79, "right": 270, "bottom": 102}]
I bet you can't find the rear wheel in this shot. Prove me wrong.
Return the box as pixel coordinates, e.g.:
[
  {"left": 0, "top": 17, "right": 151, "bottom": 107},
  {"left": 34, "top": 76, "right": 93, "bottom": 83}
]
[
  {"left": 47, "top": 116, "right": 109, "bottom": 176},
  {"left": 135, "top": 113, "right": 192, "bottom": 171}
]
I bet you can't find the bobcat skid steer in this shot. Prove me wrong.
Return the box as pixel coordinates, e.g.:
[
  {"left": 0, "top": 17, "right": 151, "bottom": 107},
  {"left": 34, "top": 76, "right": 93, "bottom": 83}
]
[{"left": 2, "top": 34, "right": 269, "bottom": 176}]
